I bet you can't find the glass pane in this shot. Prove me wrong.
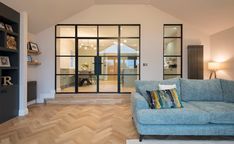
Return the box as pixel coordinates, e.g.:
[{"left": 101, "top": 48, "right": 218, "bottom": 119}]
[
  {"left": 164, "top": 75, "right": 181, "bottom": 80},
  {"left": 57, "top": 57, "right": 75, "bottom": 74},
  {"left": 101, "top": 57, "right": 118, "bottom": 74},
  {"left": 78, "top": 39, "right": 97, "bottom": 56},
  {"left": 121, "top": 57, "right": 139, "bottom": 74},
  {"left": 99, "top": 39, "right": 118, "bottom": 56},
  {"left": 164, "top": 57, "right": 181, "bottom": 74},
  {"left": 78, "top": 57, "right": 95, "bottom": 74},
  {"left": 164, "top": 38, "right": 181, "bottom": 56},
  {"left": 120, "top": 39, "right": 139, "bottom": 56},
  {"left": 121, "top": 75, "right": 138, "bottom": 92},
  {"left": 56, "top": 75, "right": 75, "bottom": 92},
  {"left": 120, "top": 26, "right": 139, "bottom": 37},
  {"left": 78, "top": 75, "right": 97, "bottom": 92},
  {"left": 99, "top": 26, "right": 118, "bottom": 37},
  {"left": 56, "top": 39, "right": 75, "bottom": 55},
  {"left": 56, "top": 26, "right": 75, "bottom": 37},
  {"left": 99, "top": 75, "right": 117, "bottom": 92},
  {"left": 164, "top": 26, "right": 181, "bottom": 37},
  {"left": 78, "top": 26, "right": 97, "bottom": 37}
]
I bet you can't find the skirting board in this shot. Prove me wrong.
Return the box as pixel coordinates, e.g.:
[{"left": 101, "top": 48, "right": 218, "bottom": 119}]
[
  {"left": 18, "top": 108, "right": 28, "bottom": 116},
  {"left": 27, "top": 100, "right": 36, "bottom": 106}
]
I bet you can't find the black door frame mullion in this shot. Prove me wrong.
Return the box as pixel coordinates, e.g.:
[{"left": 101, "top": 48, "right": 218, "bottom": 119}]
[
  {"left": 117, "top": 25, "right": 121, "bottom": 93},
  {"left": 75, "top": 25, "right": 78, "bottom": 93}
]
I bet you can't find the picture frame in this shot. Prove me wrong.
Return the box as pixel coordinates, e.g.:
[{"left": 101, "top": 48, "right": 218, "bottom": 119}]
[
  {"left": 0, "top": 56, "right": 11, "bottom": 67},
  {"left": 6, "top": 35, "right": 17, "bottom": 50},
  {"left": 5, "top": 24, "right": 13, "bottom": 32},
  {"left": 0, "top": 22, "right": 5, "bottom": 29},
  {"left": 28, "top": 42, "right": 39, "bottom": 52}
]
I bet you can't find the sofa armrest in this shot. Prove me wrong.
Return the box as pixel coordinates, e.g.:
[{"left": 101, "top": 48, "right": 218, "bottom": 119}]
[{"left": 131, "top": 92, "right": 150, "bottom": 111}]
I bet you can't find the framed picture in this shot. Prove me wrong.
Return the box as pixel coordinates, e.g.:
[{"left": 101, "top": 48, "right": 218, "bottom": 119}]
[
  {"left": 0, "top": 22, "right": 5, "bottom": 29},
  {"left": 28, "top": 42, "right": 39, "bottom": 52},
  {"left": 5, "top": 24, "right": 13, "bottom": 32},
  {"left": 7, "top": 35, "right": 17, "bottom": 50},
  {"left": 0, "top": 56, "right": 11, "bottom": 67}
]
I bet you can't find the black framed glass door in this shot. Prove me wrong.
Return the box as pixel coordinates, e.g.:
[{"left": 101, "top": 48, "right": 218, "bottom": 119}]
[{"left": 55, "top": 24, "right": 140, "bottom": 93}]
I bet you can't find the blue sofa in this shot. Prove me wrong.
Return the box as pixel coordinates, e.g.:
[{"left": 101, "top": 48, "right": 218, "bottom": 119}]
[{"left": 132, "top": 78, "right": 234, "bottom": 141}]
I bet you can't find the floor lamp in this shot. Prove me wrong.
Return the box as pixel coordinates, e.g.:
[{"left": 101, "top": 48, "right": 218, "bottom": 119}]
[{"left": 208, "top": 62, "right": 220, "bottom": 79}]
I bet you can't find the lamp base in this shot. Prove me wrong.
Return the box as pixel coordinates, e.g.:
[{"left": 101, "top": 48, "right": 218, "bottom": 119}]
[{"left": 209, "top": 71, "right": 217, "bottom": 79}]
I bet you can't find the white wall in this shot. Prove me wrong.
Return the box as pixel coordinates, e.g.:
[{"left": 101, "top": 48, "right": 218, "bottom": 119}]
[
  {"left": 35, "top": 5, "right": 210, "bottom": 100},
  {"left": 210, "top": 27, "right": 234, "bottom": 80}
]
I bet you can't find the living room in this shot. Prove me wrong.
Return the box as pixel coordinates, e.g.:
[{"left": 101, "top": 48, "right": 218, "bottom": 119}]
[{"left": 0, "top": 0, "right": 233, "bottom": 144}]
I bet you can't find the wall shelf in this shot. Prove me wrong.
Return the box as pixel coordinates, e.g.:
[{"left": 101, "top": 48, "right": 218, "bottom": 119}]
[
  {"left": 27, "top": 49, "right": 41, "bottom": 66},
  {"left": 28, "top": 50, "right": 41, "bottom": 55},
  {"left": 27, "top": 61, "right": 41, "bottom": 65}
]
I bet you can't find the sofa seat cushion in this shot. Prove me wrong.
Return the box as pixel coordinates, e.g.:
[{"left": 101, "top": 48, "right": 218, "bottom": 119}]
[
  {"left": 181, "top": 79, "right": 223, "bottom": 101},
  {"left": 189, "top": 102, "right": 234, "bottom": 124},
  {"left": 136, "top": 102, "right": 210, "bottom": 125}
]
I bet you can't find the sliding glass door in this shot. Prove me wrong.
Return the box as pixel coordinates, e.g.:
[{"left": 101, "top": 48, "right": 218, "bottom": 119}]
[{"left": 55, "top": 24, "right": 140, "bottom": 93}]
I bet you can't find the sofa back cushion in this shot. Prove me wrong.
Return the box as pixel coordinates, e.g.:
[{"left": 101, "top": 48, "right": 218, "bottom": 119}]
[
  {"left": 135, "top": 78, "right": 180, "bottom": 103},
  {"left": 220, "top": 79, "right": 234, "bottom": 103},
  {"left": 181, "top": 79, "right": 223, "bottom": 101}
]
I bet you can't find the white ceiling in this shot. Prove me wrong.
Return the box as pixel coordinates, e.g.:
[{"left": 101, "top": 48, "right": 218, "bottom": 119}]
[{"left": 1, "top": 0, "right": 234, "bottom": 35}]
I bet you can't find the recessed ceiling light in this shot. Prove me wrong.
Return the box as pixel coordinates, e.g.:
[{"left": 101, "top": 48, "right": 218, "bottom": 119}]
[
  {"left": 84, "top": 47, "right": 87, "bottom": 50},
  {"left": 123, "top": 40, "right": 127, "bottom": 43}
]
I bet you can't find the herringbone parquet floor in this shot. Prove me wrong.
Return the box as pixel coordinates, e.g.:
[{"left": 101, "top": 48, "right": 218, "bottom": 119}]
[{"left": 0, "top": 104, "right": 137, "bottom": 144}]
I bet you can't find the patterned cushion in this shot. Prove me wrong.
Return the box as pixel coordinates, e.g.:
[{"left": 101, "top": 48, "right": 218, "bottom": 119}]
[
  {"left": 147, "top": 88, "right": 183, "bottom": 109},
  {"left": 135, "top": 78, "right": 181, "bottom": 104}
]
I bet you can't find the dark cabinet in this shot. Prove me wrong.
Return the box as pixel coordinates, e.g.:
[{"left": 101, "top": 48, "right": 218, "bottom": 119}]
[
  {"left": 188, "top": 45, "right": 204, "bottom": 79},
  {"left": 0, "top": 86, "right": 18, "bottom": 123},
  {"left": 0, "top": 2, "right": 20, "bottom": 123}
]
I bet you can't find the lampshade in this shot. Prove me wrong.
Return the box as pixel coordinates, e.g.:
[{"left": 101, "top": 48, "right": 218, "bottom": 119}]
[{"left": 208, "top": 62, "right": 220, "bottom": 71}]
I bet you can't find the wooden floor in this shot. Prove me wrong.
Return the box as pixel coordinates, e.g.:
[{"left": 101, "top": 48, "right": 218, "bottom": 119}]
[{"left": 0, "top": 104, "right": 137, "bottom": 144}]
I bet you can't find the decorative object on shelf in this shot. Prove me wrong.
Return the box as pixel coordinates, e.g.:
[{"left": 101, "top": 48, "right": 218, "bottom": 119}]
[
  {"left": 1, "top": 76, "right": 13, "bottom": 86},
  {"left": 0, "top": 22, "right": 5, "bottom": 29},
  {"left": 6, "top": 35, "right": 17, "bottom": 50},
  {"left": 5, "top": 24, "right": 13, "bottom": 32},
  {"left": 28, "top": 42, "right": 39, "bottom": 52},
  {"left": 208, "top": 61, "right": 221, "bottom": 79},
  {"left": 27, "top": 42, "right": 41, "bottom": 66},
  {"left": 0, "top": 56, "right": 10, "bottom": 67},
  {"left": 27, "top": 55, "right": 32, "bottom": 62}
]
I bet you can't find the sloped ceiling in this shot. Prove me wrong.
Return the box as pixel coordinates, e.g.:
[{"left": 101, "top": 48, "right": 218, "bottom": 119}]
[
  {"left": 0, "top": 0, "right": 95, "bottom": 33},
  {"left": 1, "top": 0, "right": 234, "bottom": 35}
]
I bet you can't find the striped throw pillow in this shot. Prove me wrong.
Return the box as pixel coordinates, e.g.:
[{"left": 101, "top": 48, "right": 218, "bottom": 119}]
[{"left": 147, "top": 88, "right": 183, "bottom": 109}]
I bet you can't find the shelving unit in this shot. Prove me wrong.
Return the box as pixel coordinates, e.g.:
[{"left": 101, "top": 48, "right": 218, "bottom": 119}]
[
  {"left": 27, "top": 49, "right": 41, "bottom": 66},
  {"left": 0, "top": 2, "right": 20, "bottom": 123}
]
